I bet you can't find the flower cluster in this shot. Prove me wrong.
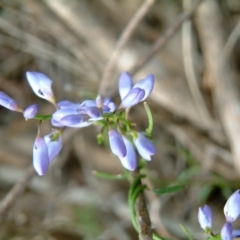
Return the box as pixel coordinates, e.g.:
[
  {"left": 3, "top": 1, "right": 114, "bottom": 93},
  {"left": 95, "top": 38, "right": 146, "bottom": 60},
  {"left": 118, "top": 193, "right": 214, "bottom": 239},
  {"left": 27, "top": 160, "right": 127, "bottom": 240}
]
[
  {"left": 0, "top": 71, "right": 155, "bottom": 176},
  {"left": 198, "top": 189, "right": 240, "bottom": 240}
]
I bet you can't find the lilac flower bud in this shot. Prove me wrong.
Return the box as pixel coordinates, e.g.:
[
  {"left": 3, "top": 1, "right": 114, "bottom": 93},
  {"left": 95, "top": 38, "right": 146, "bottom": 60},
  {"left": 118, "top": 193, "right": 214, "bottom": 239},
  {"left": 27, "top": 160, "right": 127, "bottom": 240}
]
[
  {"left": 224, "top": 189, "right": 240, "bottom": 222},
  {"left": 0, "top": 91, "right": 20, "bottom": 111},
  {"left": 119, "top": 136, "right": 137, "bottom": 171},
  {"left": 26, "top": 72, "right": 55, "bottom": 103},
  {"left": 133, "top": 132, "right": 155, "bottom": 160},
  {"left": 221, "top": 222, "right": 233, "bottom": 240},
  {"left": 33, "top": 135, "right": 49, "bottom": 176},
  {"left": 23, "top": 104, "right": 39, "bottom": 119},
  {"left": 121, "top": 88, "right": 145, "bottom": 108},
  {"left": 198, "top": 205, "right": 212, "bottom": 230},
  {"left": 118, "top": 72, "right": 133, "bottom": 100},
  {"left": 44, "top": 130, "right": 62, "bottom": 162},
  {"left": 133, "top": 74, "right": 154, "bottom": 101},
  {"left": 108, "top": 129, "right": 126, "bottom": 158}
]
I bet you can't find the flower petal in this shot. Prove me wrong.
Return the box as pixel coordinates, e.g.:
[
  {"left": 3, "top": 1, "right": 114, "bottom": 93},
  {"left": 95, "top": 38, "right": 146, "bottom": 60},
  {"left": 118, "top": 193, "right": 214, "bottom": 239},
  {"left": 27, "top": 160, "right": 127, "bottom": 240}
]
[
  {"left": 23, "top": 104, "right": 39, "bottom": 119},
  {"left": 118, "top": 72, "right": 133, "bottom": 100},
  {"left": 44, "top": 131, "right": 62, "bottom": 162},
  {"left": 198, "top": 205, "right": 212, "bottom": 230},
  {"left": 86, "top": 106, "right": 102, "bottom": 118},
  {"left": 121, "top": 88, "right": 145, "bottom": 108},
  {"left": 60, "top": 114, "right": 88, "bottom": 126},
  {"left": 57, "top": 100, "right": 80, "bottom": 109},
  {"left": 221, "top": 222, "right": 232, "bottom": 240},
  {"left": 108, "top": 129, "right": 126, "bottom": 158},
  {"left": 96, "top": 95, "right": 104, "bottom": 108},
  {"left": 133, "top": 74, "right": 154, "bottom": 101},
  {"left": 232, "top": 230, "right": 240, "bottom": 238},
  {"left": 106, "top": 102, "right": 116, "bottom": 112},
  {"left": 33, "top": 136, "right": 49, "bottom": 175},
  {"left": 224, "top": 189, "right": 240, "bottom": 222},
  {"left": 119, "top": 136, "right": 137, "bottom": 171},
  {"left": 52, "top": 108, "right": 78, "bottom": 122},
  {"left": 0, "top": 91, "right": 19, "bottom": 111},
  {"left": 134, "top": 132, "right": 155, "bottom": 160},
  {"left": 51, "top": 118, "right": 64, "bottom": 127},
  {"left": 26, "top": 72, "right": 54, "bottom": 102}
]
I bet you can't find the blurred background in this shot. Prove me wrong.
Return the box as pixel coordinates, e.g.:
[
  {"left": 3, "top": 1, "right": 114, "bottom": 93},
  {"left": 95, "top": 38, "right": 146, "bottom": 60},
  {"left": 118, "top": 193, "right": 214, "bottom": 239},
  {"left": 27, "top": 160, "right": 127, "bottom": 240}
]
[{"left": 0, "top": 0, "right": 240, "bottom": 239}]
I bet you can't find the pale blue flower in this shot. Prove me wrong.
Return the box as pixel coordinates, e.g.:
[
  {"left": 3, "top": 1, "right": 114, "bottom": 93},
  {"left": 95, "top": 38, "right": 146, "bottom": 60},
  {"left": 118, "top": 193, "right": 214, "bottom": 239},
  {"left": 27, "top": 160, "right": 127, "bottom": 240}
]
[
  {"left": 0, "top": 91, "right": 21, "bottom": 111},
  {"left": 232, "top": 229, "right": 240, "bottom": 238},
  {"left": 33, "top": 135, "right": 49, "bottom": 176},
  {"left": 44, "top": 130, "right": 62, "bottom": 162},
  {"left": 26, "top": 72, "right": 55, "bottom": 103},
  {"left": 121, "top": 88, "right": 145, "bottom": 108},
  {"left": 119, "top": 72, "right": 154, "bottom": 108},
  {"left": 119, "top": 136, "right": 137, "bottom": 171},
  {"left": 224, "top": 189, "right": 240, "bottom": 222},
  {"left": 221, "top": 222, "right": 233, "bottom": 240},
  {"left": 198, "top": 205, "right": 212, "bottom": 230},
  {"left": 108, "top": 129, "right": 126, "bottom": 158},
  {"left": 118, "top": 72, "right": 133, "bottom": 100},
  {"left": 133, "top": 132, "right": 155, "bottom": 160}
]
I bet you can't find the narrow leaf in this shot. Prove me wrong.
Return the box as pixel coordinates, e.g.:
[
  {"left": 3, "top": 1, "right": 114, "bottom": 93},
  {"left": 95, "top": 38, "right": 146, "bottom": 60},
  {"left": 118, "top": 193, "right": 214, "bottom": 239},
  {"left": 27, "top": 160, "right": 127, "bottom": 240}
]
[
  {"left": 92, "top": 171, "right": 126, "bottom": 180},
  {"left": 153, "top": 185, "right": 184, "bottom": 195}
]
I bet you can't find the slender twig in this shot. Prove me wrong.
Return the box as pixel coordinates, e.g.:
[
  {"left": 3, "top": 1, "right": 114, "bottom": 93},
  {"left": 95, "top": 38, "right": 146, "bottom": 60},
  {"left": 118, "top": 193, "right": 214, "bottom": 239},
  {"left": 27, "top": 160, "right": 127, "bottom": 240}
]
[
  {"left": 99, "top": 0, "right": 155, "bottom": 96},
  {"left": 223, "top": 19, "right": 240, "bottom": 57},
  {"left": 130, "top": 0, "right": 203, "bottom": 75},
  {"left": 0, "top": 166, "right": 35, "bottom": 222},
  {"left": 182, "top": 0, "right": 212, "bottom": 123}
]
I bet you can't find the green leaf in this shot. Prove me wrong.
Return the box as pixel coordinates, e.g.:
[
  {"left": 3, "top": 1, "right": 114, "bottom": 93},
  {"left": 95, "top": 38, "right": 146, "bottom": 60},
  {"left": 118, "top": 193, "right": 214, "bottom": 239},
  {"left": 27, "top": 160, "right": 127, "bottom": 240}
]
[
  {"left": 128, "top": 174, "right": 145, "bottom": 200},
  {"left": 178, "top": 166, "right": 200, "bottom": 183},
  {"left": 153, "top": 185, "right": 184, "bottom": 195},
  {"left": 34, "top": 114, "right": 52, "bottom": 121},
  {"left": 180, "top": 224, "right": 193, "bottom": 240},
  {"left": 206, "top": 236, "right": 221, "bottom": 240},
  {"left": 92, "top": 171, "right": 126, "bottom": 180},
  {"left": 198, "top": 184, "right": 214, "bottom": 202}
]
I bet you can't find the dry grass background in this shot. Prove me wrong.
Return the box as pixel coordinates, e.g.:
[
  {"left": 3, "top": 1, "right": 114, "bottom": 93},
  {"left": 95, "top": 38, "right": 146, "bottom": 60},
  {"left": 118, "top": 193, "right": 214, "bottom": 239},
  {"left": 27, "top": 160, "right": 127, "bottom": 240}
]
[{"left": 0, "top": 0, "right": 240, "bottom": 239}]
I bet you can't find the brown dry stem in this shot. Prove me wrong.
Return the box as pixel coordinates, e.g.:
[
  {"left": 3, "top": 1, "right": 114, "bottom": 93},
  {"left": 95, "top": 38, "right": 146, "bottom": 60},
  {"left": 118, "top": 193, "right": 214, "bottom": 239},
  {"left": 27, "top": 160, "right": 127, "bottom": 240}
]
[
  {"left": 130, "top": 0, "right": 203, "bottom": 75},
  {"left": 196, "top": 0, "right": 240, "bottom": 174},
  {"left": 99, "top": 0, "right": 155, "bottom": 96},
  {"left": 0, "top": 166, "right": 35, "bottom": 222}
]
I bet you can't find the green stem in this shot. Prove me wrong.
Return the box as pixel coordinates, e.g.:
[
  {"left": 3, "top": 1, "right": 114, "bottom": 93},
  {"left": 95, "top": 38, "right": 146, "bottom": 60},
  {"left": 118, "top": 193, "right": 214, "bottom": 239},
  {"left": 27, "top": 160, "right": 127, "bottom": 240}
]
[{"left": 143, "top": 102, "right": 153, "bottom": 135}]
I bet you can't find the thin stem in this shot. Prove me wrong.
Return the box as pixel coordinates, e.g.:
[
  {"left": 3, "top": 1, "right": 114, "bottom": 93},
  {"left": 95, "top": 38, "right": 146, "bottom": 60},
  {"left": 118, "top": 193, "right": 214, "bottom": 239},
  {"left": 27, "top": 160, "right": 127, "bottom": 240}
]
[
  {"left": 0, "top": 166, "right": 35, "bottom": 222},
  {"left": 129, "top": 172, "right": 153, "bottom": 240},
  {"left": 182, "top": 0, "right": 212, "bottom": 123}
]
